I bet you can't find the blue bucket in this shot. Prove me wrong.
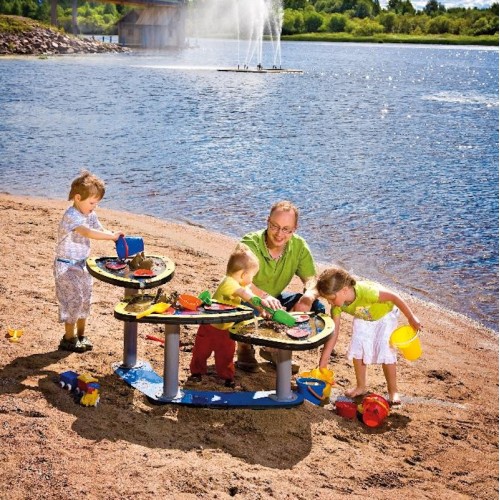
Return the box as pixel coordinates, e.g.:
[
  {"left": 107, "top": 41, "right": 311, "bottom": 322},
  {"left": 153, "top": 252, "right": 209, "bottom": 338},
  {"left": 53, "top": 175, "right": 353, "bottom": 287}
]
[
  {"left": 115, "top": 236, "right": 144, "bottom": 260},
  {"left": 296, "top": 377, "right": 327, "bottom": 405}
]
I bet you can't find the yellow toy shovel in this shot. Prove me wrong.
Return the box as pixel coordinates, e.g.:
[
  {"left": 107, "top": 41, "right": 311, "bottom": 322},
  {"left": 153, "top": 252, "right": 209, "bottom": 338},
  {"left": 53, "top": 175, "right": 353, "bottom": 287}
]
[{"left": 136, "top": 302, "right": 171, "bottom": 319}]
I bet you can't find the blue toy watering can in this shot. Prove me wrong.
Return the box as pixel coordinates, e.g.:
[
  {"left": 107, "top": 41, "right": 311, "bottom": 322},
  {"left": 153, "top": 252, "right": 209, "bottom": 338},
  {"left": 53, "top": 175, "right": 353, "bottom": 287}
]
[{"left": 115, "top": 236, "right": 144, "bottom": 260}]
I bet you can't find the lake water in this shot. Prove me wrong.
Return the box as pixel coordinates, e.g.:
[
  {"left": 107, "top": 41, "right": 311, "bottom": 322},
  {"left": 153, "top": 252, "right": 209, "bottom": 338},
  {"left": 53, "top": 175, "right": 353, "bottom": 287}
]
[{"left": 0, "top": 40, "right": 498, "bottom": 331}]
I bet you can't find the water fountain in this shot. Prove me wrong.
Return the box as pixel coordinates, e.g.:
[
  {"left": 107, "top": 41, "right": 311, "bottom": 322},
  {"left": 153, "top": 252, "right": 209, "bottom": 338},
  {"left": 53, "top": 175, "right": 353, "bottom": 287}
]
[{"left": 188, "top": 0, "right": 302, "bottom": 74}]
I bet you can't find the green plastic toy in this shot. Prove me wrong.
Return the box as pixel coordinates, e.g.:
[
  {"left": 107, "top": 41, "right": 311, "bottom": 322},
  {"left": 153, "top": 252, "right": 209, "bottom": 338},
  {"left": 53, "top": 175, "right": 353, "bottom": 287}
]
[
  {"left": 198, "top": 290, "right": 212, "bottom": 305},
  {"left": 250, "top": 296, "right": 296, "bottom": 327}
]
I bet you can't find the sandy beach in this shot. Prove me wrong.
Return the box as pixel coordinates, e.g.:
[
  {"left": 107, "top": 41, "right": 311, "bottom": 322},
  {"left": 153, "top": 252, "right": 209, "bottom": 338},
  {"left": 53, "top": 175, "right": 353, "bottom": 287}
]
[{"left": 0, "top": 192, "right": 497, "bottom": 499}]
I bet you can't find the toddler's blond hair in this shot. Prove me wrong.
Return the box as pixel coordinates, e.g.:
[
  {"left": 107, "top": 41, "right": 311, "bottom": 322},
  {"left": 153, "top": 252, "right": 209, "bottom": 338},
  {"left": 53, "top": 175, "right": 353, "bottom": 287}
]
[
  {"left": 227, "top": 244, "right": 259, "bottom": 275},
  {"left": 68, "top": 170, "right": 106, "bottom": 201}
]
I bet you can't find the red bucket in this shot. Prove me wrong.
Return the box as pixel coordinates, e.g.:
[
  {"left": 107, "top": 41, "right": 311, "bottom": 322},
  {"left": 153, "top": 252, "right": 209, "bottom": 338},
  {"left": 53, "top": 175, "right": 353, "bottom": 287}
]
[
  {"left": 335, "top": 400, "right": 358, "bottom": 419},
  {"left": 360, "top": 394, "right": 390, "bottom": 427}
]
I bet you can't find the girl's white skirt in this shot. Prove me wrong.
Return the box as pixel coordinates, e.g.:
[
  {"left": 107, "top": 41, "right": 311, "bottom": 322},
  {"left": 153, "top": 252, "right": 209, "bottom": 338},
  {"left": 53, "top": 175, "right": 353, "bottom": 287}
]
[{"left": 347, "top": 308, "right": 399, "bottom": 364}]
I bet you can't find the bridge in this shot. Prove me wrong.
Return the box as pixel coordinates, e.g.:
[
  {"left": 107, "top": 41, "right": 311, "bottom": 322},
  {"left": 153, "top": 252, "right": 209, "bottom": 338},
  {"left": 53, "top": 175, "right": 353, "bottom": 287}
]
[{"left": 49, "top": 0, "right": 187, "bottom": 48}]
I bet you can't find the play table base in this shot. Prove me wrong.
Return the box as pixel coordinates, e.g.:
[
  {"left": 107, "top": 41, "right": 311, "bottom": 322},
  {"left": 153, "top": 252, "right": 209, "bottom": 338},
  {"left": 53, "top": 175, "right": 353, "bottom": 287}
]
[{"left": 113, "top": 361, "right": 303, "bottom": 409}]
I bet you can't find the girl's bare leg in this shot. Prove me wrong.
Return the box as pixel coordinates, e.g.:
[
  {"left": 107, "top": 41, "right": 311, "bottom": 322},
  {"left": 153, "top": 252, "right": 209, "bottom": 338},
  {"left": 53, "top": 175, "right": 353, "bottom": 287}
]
[
  {"left": 345, "top": 358, "right": 368, "bottom": 397},
  {"left": 382, "top": 363, "right": 400, "bottom": 403}
]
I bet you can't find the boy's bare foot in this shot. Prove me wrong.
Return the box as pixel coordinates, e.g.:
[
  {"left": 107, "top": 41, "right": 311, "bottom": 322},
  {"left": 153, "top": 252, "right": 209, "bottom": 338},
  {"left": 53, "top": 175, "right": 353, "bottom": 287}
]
[{"left": 345, "top": 386, "right": 367, "bottom": 398}]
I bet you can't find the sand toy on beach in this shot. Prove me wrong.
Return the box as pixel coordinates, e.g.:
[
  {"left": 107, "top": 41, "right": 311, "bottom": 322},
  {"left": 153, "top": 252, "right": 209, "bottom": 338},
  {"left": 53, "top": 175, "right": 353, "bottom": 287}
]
[
  {"left": 136, "top": 302, "right": 171, "bottom": 319},
  {"left": 251, "top": 296, "right": 296, "bottom": 327},
  {"left": 390, "top": 325, "right": 422, "bottom": 361},
  {"left": 115, "top": 235, "right": 144, "bottom": 260}
]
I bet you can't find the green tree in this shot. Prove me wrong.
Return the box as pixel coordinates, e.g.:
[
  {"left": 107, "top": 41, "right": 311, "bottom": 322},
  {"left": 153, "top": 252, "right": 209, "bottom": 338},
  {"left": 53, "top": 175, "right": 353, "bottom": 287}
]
[
  {"left": 10, "top": 0, "right": 23, "bottom": 16},
  {"left": 284, "top": 0, "right": 308, "bottom": 8},
  {"left": 282, "top": 9, "right": 305, "bottom": 34},
  {"left": 424, "top": 0, "right": 446, "bottom": 16},
  {"left": 349, "top": 17, "right": 384, "bottom": 34},
  {"left": 387, "top": 0, "right": 415, "bottom": 14},
  {"left": 304, "top": 10, "right": 324, "bottom": 31},
  {"left": 427, "top": 14, "right": 450, "bottom": 33},
  {"left": 21, "top": 0, "right": 37, "bottom": 18},
  {"left": 354, "top": 0, "right": 373, "bottom": 18},
  {"left": 470, "top": 15, "right": 499, "bottom": 34},
  {"left": 34, "top": 1, "right": 50, "bottom": 22},
  {"left": 327, "top": 12, "right": 348, "bottom": 31},
  {"left": 377, "top": 11, "right": 397, "bottom": 32}
]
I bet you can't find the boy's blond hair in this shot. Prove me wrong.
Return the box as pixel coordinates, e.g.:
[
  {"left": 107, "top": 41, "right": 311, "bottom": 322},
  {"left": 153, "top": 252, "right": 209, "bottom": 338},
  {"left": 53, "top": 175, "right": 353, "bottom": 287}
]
[
  {"left": 227, "top": 244, "right": 259, "bottom": 275},
  {"left": 317, "top": 267, "right": 356, "bottom": 296},
  {"left": 68, "top": 170, "right": 106, "bottom": 201}
]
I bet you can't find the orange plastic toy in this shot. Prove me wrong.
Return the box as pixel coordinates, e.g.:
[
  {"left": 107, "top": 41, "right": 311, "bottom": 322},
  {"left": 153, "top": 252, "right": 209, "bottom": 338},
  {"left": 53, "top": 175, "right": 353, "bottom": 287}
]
[{"left": 178, "top": 294, "right": 202, "bottom": 311}]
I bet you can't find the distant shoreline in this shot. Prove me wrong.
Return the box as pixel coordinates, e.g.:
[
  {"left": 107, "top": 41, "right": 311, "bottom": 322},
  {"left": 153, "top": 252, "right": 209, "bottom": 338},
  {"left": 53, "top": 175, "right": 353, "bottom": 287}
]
[{"left": 281, "top": 33, "right": 498, "bottom": 46}]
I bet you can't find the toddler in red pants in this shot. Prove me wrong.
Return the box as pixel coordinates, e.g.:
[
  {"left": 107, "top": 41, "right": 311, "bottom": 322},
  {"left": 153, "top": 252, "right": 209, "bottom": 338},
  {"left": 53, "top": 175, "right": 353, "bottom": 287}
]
[{"left": 189, "top": 244, "right": 272, "bottom": 387}]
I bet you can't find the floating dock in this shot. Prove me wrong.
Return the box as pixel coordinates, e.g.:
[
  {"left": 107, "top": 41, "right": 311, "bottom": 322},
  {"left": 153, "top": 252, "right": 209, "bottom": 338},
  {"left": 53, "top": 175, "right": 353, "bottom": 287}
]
[{"left": 217, "top": 67, "right": 303, "bottom": 74}]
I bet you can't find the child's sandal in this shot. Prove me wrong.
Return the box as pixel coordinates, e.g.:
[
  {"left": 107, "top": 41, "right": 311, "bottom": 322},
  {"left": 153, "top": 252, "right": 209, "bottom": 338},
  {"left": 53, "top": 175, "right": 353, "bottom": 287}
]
[
  {"left": 58, "top": 337, "right": 86, "bottom": 353},
  {"left": 78, "top": 336, "right": 93, "bottom": 351}
]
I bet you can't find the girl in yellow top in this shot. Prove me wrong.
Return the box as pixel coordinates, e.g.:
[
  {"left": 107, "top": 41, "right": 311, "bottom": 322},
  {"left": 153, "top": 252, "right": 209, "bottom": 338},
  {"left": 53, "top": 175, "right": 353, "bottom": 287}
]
[{"left": 316, "top": 267, "right": 421, "bottom": 405}]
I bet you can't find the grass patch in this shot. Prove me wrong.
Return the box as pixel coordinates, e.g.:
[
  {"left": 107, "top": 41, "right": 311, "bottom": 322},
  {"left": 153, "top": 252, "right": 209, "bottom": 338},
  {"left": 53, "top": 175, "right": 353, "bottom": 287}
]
[
  {"left": 0, "top": 15, "right": 60, "bottom": 35},
  {"left": 282, "top": 32, "right": 499, "bottom": 46}
]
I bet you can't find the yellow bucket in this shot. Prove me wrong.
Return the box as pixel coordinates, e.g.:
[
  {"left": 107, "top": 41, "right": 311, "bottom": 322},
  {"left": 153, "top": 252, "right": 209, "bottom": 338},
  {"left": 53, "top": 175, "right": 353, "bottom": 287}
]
[{"left": 390, "top": 325, "right": 422, "bottom": 361}]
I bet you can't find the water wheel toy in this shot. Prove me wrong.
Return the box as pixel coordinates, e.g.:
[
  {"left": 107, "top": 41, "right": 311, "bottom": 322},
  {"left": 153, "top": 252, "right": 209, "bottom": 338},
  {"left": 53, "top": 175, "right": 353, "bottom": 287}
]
[
  {"left": 250, "top": 296, "right": 296, "bottom": 327},
  {"left": 136, "top": 302, "right": 171, "bottom": 319}
]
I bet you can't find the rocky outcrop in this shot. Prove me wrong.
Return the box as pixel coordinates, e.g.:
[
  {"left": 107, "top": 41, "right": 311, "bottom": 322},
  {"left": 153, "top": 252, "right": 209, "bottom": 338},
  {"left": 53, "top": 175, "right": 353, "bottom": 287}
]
[{"left": 0, "top": 15, "right": 129, "bottom": 55}]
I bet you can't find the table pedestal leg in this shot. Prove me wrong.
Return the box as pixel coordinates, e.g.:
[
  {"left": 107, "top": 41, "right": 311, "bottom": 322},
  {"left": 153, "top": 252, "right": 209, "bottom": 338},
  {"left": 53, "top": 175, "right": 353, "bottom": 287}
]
[
  {"left": 122, "top": 322, "right": 138, "bottom": 368},
  {"left": 271, "top": 349, "right": 297, "bottom": 402},
  {"left": 161, "top": 323, "right": 182, "bottom": 400},
  {"left": 122, "top": 288, "right": 138, "bottom": 368}
]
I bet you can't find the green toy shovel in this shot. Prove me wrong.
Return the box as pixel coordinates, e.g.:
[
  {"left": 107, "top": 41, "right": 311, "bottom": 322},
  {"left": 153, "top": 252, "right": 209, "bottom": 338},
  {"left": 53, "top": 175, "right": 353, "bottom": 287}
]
[{"left": 251, "top": 296, "right": 296, "bottom": 327}]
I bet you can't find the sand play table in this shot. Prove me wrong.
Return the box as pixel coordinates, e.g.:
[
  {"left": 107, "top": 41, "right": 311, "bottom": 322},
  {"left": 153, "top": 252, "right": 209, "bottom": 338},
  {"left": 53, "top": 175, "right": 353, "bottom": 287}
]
[{"left": 87, "top": 255, "right": 334, "bottom": 408}]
